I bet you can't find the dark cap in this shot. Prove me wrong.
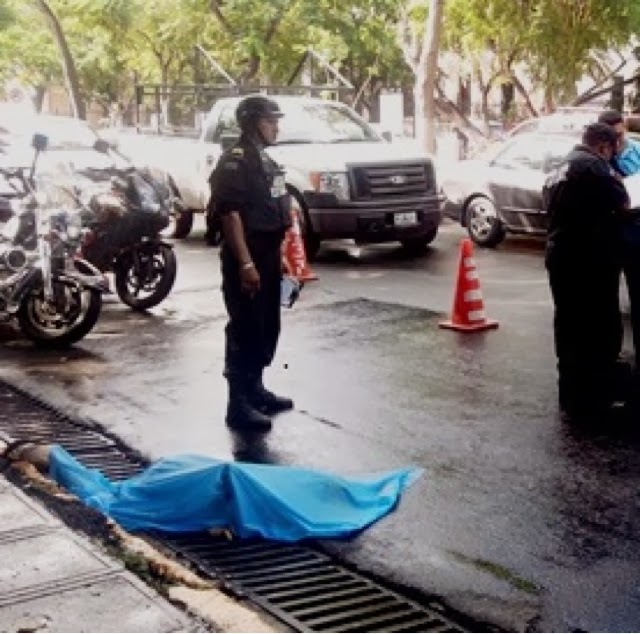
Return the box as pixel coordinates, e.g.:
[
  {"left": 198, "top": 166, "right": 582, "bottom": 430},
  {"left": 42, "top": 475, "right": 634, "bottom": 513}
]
[
  {"left": 582, "top": 122, "right": 618, "bottom": 148},
  {"left": 236, "top": 95, "right": 283, "bottom": 131}
]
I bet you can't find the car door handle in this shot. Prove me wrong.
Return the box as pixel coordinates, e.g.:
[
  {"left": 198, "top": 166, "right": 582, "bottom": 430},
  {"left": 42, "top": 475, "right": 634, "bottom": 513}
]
[{"left": 206, "top": 155, "right": 215, "bottom": 165}]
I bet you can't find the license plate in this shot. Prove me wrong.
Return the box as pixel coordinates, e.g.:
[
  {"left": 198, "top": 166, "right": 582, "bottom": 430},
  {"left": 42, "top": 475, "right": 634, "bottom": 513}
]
[{"left": 394, "top": 212, "right": 418, "bottom": 227}]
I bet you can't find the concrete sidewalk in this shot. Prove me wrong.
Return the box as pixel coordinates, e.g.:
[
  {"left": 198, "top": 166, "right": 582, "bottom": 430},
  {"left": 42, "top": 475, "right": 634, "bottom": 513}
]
[{"left": 0, "top": 473, "right": 199, "bottom": 633}]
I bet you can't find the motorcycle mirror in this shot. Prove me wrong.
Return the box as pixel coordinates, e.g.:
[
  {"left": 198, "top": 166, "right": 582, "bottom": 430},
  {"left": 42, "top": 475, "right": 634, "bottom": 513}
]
[
  {"left": 221, "top": 134, "right": 240, "bottom": 151},
  {"left": 32, "top": 134, "right": 48, "bottom": 152},
  {"left": 93, "top": 139, "right": 111, "bottom": 154}
]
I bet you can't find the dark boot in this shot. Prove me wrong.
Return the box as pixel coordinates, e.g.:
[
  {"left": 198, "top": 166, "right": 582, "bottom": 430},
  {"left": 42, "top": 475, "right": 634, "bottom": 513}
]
[
  {"left": 226, "top": 379, "right": 272, "bottom": 432},
  {"left": 249, "top": 373, "right": 294, "bottom": 415}
]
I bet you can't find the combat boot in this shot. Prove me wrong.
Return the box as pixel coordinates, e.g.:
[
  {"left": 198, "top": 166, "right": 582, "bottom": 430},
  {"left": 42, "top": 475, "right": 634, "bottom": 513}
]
[
  {"left": 226, "top": 379, "right": 272, "bottom": 432},
  {"left": 249, "top": 372, "right": 294, "bottom": 415}
]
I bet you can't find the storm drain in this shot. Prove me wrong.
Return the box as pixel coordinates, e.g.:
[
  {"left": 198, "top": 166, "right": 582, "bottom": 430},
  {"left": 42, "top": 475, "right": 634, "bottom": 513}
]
[{"left": 0, "top": 379, "right": 473, "bottom": 633}]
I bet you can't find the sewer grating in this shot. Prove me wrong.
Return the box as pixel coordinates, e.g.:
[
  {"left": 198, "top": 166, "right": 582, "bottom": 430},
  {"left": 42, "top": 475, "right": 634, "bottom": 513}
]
[{"left": 0, "top": 379, "right": 477, "bottom": 633}]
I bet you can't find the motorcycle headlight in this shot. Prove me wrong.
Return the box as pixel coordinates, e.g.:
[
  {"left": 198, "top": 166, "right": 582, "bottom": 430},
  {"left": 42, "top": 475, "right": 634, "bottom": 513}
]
[
  {"left": 1, "top": 215, "right": 20, "bottom": 240},
  {"left": 309, "top": 172, "right": 350, "bottom": 201},
  {"left": 65, "top": 212, "right": 83, "bottom": 240}
]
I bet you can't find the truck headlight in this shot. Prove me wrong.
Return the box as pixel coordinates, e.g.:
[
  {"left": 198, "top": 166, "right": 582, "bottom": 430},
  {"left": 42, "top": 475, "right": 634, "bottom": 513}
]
[{"left": 310, "top": 172, "right": 350, "bottom": 201}]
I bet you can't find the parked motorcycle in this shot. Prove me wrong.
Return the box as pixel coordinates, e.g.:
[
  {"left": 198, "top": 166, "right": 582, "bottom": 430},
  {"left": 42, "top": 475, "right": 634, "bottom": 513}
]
[
  {"left": 73, "top": 140, "right": 177, "bottom": 312},
  {"left": 0, "top": 134, "right": 108, "bottom": 347}
]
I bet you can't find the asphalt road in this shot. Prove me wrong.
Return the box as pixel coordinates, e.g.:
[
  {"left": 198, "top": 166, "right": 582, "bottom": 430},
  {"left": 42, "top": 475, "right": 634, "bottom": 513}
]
[{"left": 2, "top": 218, "right": 639, "bottom": 632}]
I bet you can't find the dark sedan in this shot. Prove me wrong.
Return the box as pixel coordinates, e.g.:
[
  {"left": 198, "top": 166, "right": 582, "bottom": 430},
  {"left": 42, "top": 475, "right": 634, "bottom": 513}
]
[{"left": 440, "top": 132, "right": 577, "bottom": 247}]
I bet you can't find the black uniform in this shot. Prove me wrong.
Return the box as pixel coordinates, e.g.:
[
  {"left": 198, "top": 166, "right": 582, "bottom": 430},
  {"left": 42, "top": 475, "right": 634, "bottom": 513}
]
[
  {"left": 543, "top": 144, "right": 629, "bottom": 418},
  {"left": 210, "top": 136, "right": 292, "bottom": 383}
]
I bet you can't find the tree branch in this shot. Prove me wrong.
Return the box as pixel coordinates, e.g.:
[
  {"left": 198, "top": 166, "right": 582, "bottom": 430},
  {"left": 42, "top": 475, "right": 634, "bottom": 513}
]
[
  {"left": 572, "top": 57, "right": 628, "bottom": 105},
  {"left": 210, "top": 0, "right": 235, "bottom": 37},
  {"left": 573, "top": 71, "right": 640, "bottom": 106},
  {"left": 511, "top": 71, "right": 538, "bottom": 117}
]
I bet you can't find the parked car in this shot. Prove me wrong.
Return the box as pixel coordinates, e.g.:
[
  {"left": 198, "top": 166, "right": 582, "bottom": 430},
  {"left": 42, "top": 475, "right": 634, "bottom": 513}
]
[
  {"left": 506, "top": 106, "right": 602, "bottom": 138},
  {"left": 441, "top": 132, "right": 578, "bottom": 247},
  {"left": 111, "top": 95, "right": 444, "bottom": 258}
]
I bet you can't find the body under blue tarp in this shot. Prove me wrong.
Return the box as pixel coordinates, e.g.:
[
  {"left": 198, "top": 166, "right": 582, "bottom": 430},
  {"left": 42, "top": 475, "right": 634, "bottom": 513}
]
[{"left": 49, "top": 445, "right": 422, "bottom": 542}]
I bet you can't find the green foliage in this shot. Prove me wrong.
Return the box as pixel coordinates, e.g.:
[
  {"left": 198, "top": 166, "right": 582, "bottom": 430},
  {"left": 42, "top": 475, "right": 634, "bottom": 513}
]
[
  {"left": 0, "top": 0, "right": 638, "bottom": 116},
  {"left": 442, "top": 0, "right": 640, "bottom": 104}
]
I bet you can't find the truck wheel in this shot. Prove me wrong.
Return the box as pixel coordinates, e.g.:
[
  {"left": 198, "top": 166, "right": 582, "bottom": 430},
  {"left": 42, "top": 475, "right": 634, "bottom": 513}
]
[
  {"left": 297, "top": 207, "right": 320, "bottom": 261},
  {"left": 465, "top": 196, "right": 505, "bottom": 247},
  {"left": 401, "top": 227, "right": 438, "bottom": 254},
  {"left": 173, "top": 208, "right": 194, "bottom": 239}
]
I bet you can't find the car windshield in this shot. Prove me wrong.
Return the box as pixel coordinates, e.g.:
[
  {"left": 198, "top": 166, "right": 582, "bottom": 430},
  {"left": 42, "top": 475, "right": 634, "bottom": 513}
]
[
  {"left": 1, "top": 115, "right": 99, "bottom": 151},
  {"left": 275, "top": 102, "right": 380, "bottom": 144},
  {"left": 31, "top": 117, "right": 99, "bottom": 150},
  {"left": 490, "top": 135, "right": 576, "bottom": 172}
]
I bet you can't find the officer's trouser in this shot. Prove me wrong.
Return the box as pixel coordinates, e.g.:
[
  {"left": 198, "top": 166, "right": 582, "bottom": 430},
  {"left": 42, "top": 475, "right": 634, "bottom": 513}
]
[
  {"left": 546, "top": 247, "right": 622, "bottom": 413},
  {"left": 622, "top": 239, "right": 640, "bottom": 370},
  {"left": 221, "top": 232, "right": 283, "bottom": 382}
]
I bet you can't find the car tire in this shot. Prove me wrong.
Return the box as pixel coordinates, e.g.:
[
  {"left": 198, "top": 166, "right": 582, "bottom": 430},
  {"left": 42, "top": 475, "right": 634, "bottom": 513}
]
[
  {"left": 172, "top": 208, "right": 194, "bottom": 239},
  {"left": 465, "top": 196, "right": 505, "bottom": 247}
]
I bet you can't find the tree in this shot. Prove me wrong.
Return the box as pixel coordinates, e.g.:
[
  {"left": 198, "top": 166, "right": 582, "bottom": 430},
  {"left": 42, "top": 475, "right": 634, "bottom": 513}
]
[
  {"left": 398, "top": 0, "right": 446, "bottom": 152},
  {"left": 209, "top": 0, "right": 296, "bottom": 83}
]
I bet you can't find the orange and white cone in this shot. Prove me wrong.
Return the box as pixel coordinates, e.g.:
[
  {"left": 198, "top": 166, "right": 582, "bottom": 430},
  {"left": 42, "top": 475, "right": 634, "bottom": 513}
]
[
  {"left": 439, "top": 238, "right": 498, "bottom": 332},
  {"left": 283, "top": 203, "right": 318, "bottom": 283}
]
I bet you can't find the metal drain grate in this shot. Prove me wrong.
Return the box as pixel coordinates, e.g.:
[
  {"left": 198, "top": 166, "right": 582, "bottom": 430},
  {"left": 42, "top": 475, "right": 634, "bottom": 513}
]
[
  {"left": 0, "top": 381, "right": 146, "bottom": 480},
  {"left": 0, "top": 379, "right": 474, "bottom": 633},
  {"left": 165, "top": 533, "right": 466, "bottom": 632}
]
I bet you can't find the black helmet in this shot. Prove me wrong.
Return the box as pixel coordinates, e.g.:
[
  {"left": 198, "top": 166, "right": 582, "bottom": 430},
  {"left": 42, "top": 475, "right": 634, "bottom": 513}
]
[{"left": 235, "top": 95, "right": 283, "bottom": 132}]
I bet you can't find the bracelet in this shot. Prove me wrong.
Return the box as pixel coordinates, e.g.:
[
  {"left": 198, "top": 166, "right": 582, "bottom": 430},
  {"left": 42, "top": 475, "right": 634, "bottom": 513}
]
[{"left": 241, "top": 261, "right": 255, "bottom": 270}]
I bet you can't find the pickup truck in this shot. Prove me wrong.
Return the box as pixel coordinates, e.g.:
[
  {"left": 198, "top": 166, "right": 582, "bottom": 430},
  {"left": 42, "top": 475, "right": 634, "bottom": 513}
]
[{"left": 112, "top": 95, "right": 443, "bottom": 258}]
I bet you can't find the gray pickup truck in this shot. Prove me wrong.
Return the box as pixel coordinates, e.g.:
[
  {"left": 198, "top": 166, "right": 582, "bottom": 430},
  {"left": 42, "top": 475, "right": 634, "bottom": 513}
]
[{"left": 113, "top": 95, "right": 443, "bottom": 258}]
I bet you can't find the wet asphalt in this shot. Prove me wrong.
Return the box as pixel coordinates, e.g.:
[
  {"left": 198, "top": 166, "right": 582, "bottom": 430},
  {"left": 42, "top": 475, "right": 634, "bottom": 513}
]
[{"left": 1, "top": 219, "right": 639, "bottom": 632}]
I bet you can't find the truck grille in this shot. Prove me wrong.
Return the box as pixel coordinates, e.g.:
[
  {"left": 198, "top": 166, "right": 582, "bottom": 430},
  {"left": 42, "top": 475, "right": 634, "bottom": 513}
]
[{"left": 351, "top": 163, "right": 433, "bottom": 200}]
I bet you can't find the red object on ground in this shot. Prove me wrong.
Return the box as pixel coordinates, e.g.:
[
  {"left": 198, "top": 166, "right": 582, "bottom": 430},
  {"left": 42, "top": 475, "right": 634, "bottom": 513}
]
[{"left": 439, "top": 238, "right": 499, "bottom": 332}]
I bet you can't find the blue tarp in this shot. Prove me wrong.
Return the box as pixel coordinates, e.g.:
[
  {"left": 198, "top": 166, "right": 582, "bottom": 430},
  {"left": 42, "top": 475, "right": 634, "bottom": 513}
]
[{"left": 49, "top": 445, "right": 422, "bottom": 542}]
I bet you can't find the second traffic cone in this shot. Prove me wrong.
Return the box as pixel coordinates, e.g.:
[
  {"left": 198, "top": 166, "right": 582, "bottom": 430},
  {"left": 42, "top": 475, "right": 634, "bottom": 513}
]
[
  {"left": 439, "top": 238, "right": 498, "bottom": 332},
  {"left": 283, "top": 203, "right": 318, "bottom": 283}
]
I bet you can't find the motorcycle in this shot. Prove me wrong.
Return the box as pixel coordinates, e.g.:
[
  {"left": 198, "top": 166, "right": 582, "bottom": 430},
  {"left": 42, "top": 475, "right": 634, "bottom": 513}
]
[
  {"left": 0, "top": 134, "right": 108, "bottom": 347},
  {"left": 72, "top": 140, "right": 177, "bottom": 312}
]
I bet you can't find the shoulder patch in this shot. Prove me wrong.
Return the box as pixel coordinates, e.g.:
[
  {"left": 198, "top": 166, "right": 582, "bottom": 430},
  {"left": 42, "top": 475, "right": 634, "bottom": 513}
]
[{"left": 231, "top": 147, "right": 244, "bottom": 157}]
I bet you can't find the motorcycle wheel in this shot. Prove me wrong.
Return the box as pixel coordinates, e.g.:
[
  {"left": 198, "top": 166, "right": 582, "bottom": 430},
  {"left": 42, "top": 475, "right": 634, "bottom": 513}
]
[
  {"left": 17, "top": 284, "right": 102, "bottom": 349},
  {"left": 115, "top": 243, "right": 177, "bottom": 311}
]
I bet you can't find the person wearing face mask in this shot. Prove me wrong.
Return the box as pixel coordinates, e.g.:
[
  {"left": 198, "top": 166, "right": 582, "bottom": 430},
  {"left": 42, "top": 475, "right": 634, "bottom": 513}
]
[
  {"left": 543, "top": 123, "right": 630, "bottom": 425},
  {"left": 209, "top": 95, "right": 293, "bottom": 432}
]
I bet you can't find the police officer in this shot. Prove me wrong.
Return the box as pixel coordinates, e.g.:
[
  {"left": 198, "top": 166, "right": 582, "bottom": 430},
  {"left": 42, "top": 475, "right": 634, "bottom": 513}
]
[
  {"left": 209, "top": 95, "right": 293, "bottom": 432},
  {"left": 544, "top": 123, "right": 630, "bottom": 425}
]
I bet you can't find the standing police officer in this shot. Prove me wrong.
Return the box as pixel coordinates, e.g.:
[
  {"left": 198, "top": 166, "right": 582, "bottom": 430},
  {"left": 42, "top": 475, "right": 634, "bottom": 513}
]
[
  {"left": 209, "top": 95, "right": 293, "bottom": 432},
  {"left": 543, "top": 123, "right": 630, "bottom": 425}
]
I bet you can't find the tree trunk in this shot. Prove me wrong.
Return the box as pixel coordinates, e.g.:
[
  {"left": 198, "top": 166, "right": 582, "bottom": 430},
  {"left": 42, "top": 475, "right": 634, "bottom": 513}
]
[
  {"left": 414, "top": 68, "right": 426, "bottom": 146},
  {"left": 511, "top": 73, "right": 538, "bottom": 117},
  {"left": 33, "top": 0, "right": 85, "bottom": 119},
  {"left": 500, "top": 81, "right": 515, "bottom": 123},
  {"left": 420, "top": 0, "right": 445, "bottom": 153},
  {"left": 32, "top": 85, "right": 46, "bottom": 113}
]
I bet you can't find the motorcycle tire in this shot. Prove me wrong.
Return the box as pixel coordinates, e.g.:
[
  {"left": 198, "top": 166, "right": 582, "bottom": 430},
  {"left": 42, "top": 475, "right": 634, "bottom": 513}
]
[
  {"left": 115, "top": 243, "right": 177, "bottom": 311},
  {"left": 17, "top": 287, "right": 102, "bottom": 349}
]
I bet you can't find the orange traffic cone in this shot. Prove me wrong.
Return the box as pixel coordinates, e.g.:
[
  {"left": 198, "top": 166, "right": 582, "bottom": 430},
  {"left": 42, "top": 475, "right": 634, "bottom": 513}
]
[
  {"left": 439, "top": 238, "right": 498, "bottom": 332},
  {"left": 283, "top": 203, "right": 318, "bottom": 283}
]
